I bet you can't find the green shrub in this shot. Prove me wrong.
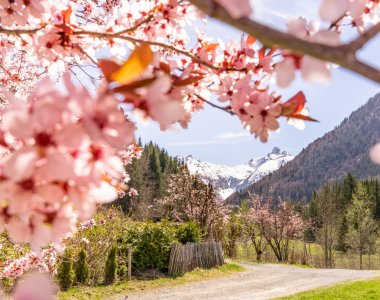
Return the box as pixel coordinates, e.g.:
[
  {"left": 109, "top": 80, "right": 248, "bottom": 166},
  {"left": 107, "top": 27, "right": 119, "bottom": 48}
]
[
  {"left": 117, "top": 265, "right": 128, "bottom": 280},
  {"left": 104, "top": 247, "right": 117, "bottom": 285},
  {"left": 63, "top": 208, "right": 126, "bottom": 285},
  {"left": 57, "top": 251, "right": 74, "bottom": 291},
  {"left": 176, "top": 221, "right": 202, "bottom": 244},
  {"left": 75, "top": 249, "right": 89, "bottom": 285},
  {"left": 120, "top": 221, "right": 177, "bottom": 271}
]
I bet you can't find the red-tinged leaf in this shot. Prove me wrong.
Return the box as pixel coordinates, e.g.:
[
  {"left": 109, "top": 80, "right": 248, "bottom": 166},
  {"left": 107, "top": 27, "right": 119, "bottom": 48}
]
[
  {"left": 159, "top": 61, "right": 171, "bottom": 74},
  {"left": 281, "top": 91, "right": 306, "bottom": 117},
  {"left": 112, "top": 77, "right": 157, "bottom": 94},
  {"left": 258, "top": 48, "right": 265, "bottom": 60},
  {"left": 111, "top": 43, "right": 154, "bottom": 85},
  {"left": 202, "top": 43, "right": 218, "bottom": 52},
  {"left": 287, "top": 114, "right": 318, "bottom": 122},
  {"left": 55, "top": 24, "right": 74, "bottom": 34},
  {"left": 246, "top": 35, "right": 256, "bottom": 45},
  {"left": 98, "top": 59, "right": 121, "bottom": 82},
  {"left": 173, "top": 75, "right": 204, "bottom": 87},
  {"left": 62, "top": 7, "right": 72, "bottom": 25},
  {"left": 267, "top": 48, "right": 276, "bottom": 56}
]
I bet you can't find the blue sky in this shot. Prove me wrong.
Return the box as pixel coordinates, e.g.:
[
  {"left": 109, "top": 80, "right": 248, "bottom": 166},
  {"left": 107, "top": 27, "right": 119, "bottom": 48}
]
[{"left": 136, "top": 0, "right": 380, "bottom": 165}]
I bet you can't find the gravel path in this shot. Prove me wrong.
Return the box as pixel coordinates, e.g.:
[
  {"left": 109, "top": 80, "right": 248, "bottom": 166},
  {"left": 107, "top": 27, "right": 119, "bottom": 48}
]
[{"left": 119, "top": 262, "right": 380, "bottom": 300}]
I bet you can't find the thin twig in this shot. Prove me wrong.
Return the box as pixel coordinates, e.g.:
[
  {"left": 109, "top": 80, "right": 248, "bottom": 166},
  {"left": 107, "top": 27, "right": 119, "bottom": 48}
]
[{"left": 195, "top": 94, "right": 235, "bottom": 116}]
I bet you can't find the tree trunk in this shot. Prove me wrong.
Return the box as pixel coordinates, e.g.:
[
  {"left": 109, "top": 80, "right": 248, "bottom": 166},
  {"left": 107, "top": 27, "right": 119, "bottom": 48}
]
[
  {"left": 256, "top": 250, "right": 262, "bottom": 262},
  {"left": 360, "top": 252, "right": 363, "bottom": 270},
  {"left": 368, "top": 252, "right": 371, "bottom": 269}
]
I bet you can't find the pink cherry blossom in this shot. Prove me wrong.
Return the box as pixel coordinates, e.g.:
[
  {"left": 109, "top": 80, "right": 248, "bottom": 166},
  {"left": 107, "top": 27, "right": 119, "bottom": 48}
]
[
  {"left": 0, "top": 73, "right": 136, "bottom": 250},
  {"left": 370, "top": 143, "right": 380, "bottom": 164},
  {"left": 275, "top": 18, "right": 340, "bottom": 87},
  {"left": 12, "top": 272, "right": 57, "bottom": 300},
  {"left": 128, "top": 187, "right": 139, "bottom": 197},
  {"left": 246, "top": 92, "right": 282, "bottom": 143},
  {"left": 320, "top": 0, "right": 349, "bottom": 22},
  {"left": 215, "top": 0, "right": 253, "bottom": 19}
]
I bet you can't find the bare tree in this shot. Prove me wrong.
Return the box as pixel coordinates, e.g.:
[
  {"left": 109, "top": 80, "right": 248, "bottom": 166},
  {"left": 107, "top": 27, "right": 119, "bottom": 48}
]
[
  {"left": 346, "top": 183, "right": 378, "bottom": 270},
  {"left": 315, "top": 183, "right": 341, "bottom": 268}
]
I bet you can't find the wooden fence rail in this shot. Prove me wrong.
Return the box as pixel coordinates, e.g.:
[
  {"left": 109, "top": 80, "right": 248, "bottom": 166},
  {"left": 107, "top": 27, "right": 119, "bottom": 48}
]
[{"left": 168, "top": 241, "right": 224, "bottom": 276}]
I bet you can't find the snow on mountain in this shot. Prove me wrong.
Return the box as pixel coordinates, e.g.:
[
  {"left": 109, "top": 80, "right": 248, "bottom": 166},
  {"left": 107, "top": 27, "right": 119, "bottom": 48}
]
[{"left": 179, "top": 147, "right": 294, "bottom": 199}]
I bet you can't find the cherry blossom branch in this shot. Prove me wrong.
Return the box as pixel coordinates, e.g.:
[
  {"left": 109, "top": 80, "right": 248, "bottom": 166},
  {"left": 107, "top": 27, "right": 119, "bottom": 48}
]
[
  {"left": 0, "top": 26, "right": 42, "bottom": 35},
  {"left": 347, "top": 23, "right": 380, "bottom": 51},
  {"left": 189, "top": 0, "right": 380, "bottom": 84},
  {"left": 116, "top": 15, "right": 154, "bottom": 35},
  {"left": 195, "top": 94, "right": 235, "bottom": 116},
  {"left": 72, "top": 30, "right": 226, "bottom": 71}
]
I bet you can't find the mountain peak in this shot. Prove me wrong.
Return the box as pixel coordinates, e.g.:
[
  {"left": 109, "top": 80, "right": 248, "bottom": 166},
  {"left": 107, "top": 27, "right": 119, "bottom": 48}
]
[
  {"left": 270, "top": 147, "right": 281, "bottom": 155},
  {"left": 185, "top": 149, "right": 294, "bottom": 200}
]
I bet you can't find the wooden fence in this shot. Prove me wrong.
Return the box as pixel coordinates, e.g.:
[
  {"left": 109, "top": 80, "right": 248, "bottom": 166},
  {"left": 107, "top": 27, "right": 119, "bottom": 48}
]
[{"left": 168, "top": 241, "right": 224, "bottom": 276}]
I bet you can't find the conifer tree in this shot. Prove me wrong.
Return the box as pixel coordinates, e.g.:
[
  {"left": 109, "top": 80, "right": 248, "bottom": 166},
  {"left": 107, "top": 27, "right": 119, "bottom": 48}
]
[
  {"left": 104, "top": 247, "right": 117, "bottom": 285},
  {"left": 75, "top": 249, "right": 89, "bottom": 285},
  {"left": 57, "top": 251, "right": 74, "bottom": 291}
]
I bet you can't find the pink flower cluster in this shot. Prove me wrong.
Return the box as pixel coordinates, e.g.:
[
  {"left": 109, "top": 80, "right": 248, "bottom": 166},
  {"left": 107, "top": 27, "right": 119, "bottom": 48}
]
[
  {"left": 276, "top": 18, "right": 340, "bottom": 88},
  {"left": 0, "top": 0, "right": 55, "bottom": 26},
  {"left": 0, "top": 73, "right": 136, "bottom": 250},
  {"left": 320, "top": 0, "right": 379, "bottom": 29},
  {"left": 1, "top": 247, "right": 57, "bottom": 280}
]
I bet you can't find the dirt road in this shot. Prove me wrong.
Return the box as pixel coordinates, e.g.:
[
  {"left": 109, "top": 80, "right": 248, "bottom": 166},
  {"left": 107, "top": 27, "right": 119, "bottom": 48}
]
[{"left": 121, "top": 262, "right": 380, "bottom": 300}]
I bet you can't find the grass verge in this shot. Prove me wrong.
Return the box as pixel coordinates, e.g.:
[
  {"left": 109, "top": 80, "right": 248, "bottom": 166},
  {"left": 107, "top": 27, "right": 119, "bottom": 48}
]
[
  {"left": 277, "top": 277, "right": 380, "bottom": 300},
  {"left": 58, "top": 263, "right": 245, "bottom": 300},
  {"left": 232, "top": 258, "right": 314, "bottom": 269}
]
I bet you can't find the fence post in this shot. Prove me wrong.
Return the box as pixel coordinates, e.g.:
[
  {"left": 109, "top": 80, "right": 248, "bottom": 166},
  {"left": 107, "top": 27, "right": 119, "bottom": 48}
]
[{"left": 128, "top": 245, "right": 132, "bottom": 281}]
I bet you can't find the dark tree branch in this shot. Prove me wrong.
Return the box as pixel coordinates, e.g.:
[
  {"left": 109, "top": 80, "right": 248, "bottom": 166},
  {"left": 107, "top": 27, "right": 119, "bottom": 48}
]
[{"left": 189, "top": 0, "right": 380, "bottom": 84}]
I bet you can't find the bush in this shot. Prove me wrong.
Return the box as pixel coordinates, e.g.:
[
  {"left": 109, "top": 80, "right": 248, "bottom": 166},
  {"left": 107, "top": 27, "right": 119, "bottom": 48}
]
[
  {"left": 57, "top": 251, "right": 74, "bottom": 291},
  {"left": 176, "top": 221, "right": 202, "bottom": 244},
  {"left": 75, "top": 249, "right": 89, "bottom": 285},
  {"left": 63, "top": 208, "right": 126, "bottom": 285},
  {"left": 104, "top": 247, "right": 117, "bottom": 285},
  {"left": 117, "top": 265, "right": 128, "bottom": 280},
  {"left": 120, "top": 221, "right": 177, "bottom": 271}
]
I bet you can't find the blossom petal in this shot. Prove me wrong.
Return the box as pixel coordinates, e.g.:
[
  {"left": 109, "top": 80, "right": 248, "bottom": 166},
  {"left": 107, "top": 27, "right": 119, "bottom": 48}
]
[
  {"left": 90, "top": 181, "right": 118, "bottom": 203},
  {"left": 320, "top": 0, "right": 349, "bottom": 22},
  {"left": 215, "top": 0, "right": 253, "bottom": 19},
  {"left": 275, "top": 59, "right": 296, "bottom": 88},
  {"left": 3, "top": 146, "right": 38, "bottom": 181},
  {"left": 370, "top": 143, "right": 380, "bottom": 164},
  {"left": 301, "top": 56, "right": 332, "bottom": 84}
]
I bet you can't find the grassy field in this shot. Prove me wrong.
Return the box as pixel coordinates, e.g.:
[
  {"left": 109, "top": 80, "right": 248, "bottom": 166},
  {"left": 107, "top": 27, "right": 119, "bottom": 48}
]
[
  {"left": 58, "top": 263, "right": 245, "bottom": 300},
  {"left": 277, "top": 277, "right": 380, "bottom": 300},
  {"left": 237, "top": 241, "right": 380, "bottom": 270}
]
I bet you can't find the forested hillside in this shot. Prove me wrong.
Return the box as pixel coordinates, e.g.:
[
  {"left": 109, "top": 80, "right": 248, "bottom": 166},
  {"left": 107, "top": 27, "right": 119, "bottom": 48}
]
[
  {"left": 114, "top": 141, "right": 182, "bottom": 218},
  {"left": 228, "top": 93, "right": 380, "bottom": 204}
]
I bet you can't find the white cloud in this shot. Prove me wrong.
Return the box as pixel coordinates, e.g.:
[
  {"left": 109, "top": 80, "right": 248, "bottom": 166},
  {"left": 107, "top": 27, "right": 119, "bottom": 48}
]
[
  {"left": 215, "top": 132, "right": 250, "bottom": 140},
  {"left": 168, "top": 140, "right": 226, "bottom": 146},
  {"left": 251, "top": 0, "right": 321, "bottom": 26}
]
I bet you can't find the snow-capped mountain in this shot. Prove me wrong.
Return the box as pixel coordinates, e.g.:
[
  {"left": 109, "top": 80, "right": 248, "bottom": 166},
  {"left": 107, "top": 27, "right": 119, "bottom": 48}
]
[{"left": 178, "top": 147, "right": 294, "bottom": 199}]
